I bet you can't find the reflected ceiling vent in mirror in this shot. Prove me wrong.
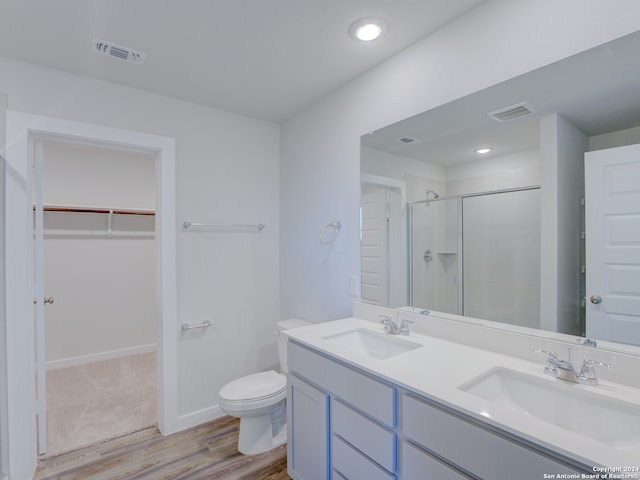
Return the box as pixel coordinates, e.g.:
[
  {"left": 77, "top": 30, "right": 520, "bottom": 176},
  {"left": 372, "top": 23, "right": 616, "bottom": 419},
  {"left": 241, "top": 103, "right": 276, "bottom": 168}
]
[
  {"left": 92, "top": 38, "right": 147, "bottom": 65},
  {"left": 487, "top": 101, "right": 536, "bottom": 122},
  {"left": 398, "top": 137, "right": 416, "bottom": 143}
]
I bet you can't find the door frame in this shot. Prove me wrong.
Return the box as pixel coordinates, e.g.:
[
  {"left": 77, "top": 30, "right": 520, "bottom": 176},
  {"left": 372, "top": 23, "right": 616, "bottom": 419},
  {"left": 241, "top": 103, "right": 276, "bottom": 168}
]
[{"left": 5, "top": 111, "right": 178, "bottom": 477}]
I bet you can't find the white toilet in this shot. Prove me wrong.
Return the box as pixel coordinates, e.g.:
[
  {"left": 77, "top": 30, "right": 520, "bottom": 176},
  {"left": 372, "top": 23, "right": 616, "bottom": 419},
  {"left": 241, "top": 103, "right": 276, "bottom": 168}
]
[{"left": 219, "top": 318, "right": 311, "bottom": 455}]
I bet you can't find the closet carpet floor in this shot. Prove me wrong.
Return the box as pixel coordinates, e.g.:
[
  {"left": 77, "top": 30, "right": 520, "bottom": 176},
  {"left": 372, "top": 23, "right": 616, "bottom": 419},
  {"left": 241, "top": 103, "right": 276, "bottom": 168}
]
[
  {"left": 45, "top": 352, "right": 157, "bottom": 457},
  {"left": 34, "top": 416, "right": 290, "bottom": 480}
]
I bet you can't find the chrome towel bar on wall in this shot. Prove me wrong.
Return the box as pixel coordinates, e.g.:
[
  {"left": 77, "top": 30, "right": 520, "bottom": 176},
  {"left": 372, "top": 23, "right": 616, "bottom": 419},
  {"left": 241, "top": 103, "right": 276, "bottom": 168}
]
[
  {"left": 181, "top": 320, "right": 212, "bottom": 331},
  {"left": 183, "top": 221, "right": 266, "bottom": 231}
]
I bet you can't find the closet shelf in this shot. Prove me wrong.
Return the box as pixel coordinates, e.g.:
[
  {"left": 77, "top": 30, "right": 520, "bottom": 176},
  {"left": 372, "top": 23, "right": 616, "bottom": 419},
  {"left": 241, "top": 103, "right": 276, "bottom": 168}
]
[{"left": 35, "top": 204, "right": 155, "bottom": 216}]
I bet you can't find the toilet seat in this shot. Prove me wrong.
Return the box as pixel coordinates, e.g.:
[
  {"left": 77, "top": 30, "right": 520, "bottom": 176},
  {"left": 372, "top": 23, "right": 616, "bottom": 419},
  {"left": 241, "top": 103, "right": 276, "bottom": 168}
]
[{"left": 219, "top": 370, "right": 286, "bottom": 404}]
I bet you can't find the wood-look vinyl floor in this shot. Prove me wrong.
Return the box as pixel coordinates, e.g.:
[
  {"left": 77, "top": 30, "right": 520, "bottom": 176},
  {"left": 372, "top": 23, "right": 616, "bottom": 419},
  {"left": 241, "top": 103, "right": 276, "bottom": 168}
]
[{"left": 34, "top": 416, "right": 291, "bottom": 480}]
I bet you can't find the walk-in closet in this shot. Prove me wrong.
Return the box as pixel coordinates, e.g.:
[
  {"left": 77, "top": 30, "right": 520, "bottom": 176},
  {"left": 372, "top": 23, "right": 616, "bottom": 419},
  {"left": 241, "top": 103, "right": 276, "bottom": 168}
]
[{"left": 37, "top": 140, "right": 157, "bottom": 456}]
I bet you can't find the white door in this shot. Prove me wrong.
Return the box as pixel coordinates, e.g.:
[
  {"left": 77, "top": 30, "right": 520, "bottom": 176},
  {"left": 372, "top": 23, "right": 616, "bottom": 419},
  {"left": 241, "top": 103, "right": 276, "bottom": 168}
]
[
  {"left": 361, "top": 186, "right": 390, "bottom": 306},
  {"left": 585, "top": 143, "right": 640, "bottom": 345},
  {"left": 33, "top": 140, "right": 48, "bottom": 453}
]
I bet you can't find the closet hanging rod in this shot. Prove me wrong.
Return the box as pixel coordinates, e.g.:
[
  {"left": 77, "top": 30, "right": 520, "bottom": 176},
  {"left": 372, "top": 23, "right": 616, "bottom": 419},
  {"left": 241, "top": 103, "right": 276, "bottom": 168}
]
[
  {"left": 183, "top": 221, "right": 266, "bottom": 231},
  {"left": 34, "top": 204, "right": 156, "bottom": 216}
]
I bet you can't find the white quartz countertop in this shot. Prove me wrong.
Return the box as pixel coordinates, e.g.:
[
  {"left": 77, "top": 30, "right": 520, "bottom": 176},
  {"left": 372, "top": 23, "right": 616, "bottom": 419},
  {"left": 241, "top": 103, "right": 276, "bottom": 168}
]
[{"left": 285, "top": 317, "right": 640, "bottom": 474}]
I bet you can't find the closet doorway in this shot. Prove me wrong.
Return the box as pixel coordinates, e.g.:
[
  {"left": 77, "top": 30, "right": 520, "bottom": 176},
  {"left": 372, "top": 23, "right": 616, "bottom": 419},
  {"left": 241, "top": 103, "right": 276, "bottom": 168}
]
[
  {"left": 6, "top": 111, "right": 177, "bottom": 474},
  {"left": 36, "top": 140, "right": 158, "bottom": 456}
]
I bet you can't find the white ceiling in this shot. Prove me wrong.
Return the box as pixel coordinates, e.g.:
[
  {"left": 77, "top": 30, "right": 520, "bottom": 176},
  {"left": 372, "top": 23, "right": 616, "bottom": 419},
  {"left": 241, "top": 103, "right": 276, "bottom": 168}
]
[
  {"left": 362, "top": 30, "right": 640, "bottom": 166},
  {"left": 0, "top": 0, "right": 484, "bottom": 123}
]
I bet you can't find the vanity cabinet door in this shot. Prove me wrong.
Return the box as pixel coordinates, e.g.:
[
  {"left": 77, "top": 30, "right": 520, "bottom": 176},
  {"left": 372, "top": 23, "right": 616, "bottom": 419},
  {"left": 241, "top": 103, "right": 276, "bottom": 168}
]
[{"left": 287, "top": 374, "right": 329, "bottom": 480}]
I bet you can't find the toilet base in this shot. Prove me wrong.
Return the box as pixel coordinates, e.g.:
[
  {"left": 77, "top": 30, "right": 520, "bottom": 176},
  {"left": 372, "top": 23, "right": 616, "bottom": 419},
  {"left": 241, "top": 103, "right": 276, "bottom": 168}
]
[{"left": 237, "top": 414, "right": 286, "bottom": 455}]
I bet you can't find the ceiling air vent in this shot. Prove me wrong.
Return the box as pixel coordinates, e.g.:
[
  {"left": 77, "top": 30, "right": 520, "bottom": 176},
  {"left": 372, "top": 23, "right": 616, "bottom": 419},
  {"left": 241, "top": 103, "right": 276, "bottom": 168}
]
[
  {"left": 92, "top": 38, "right": 147, "bottom": 65},
  {"left": 487, "top": 102, "right": 536, "bottom": 122}
]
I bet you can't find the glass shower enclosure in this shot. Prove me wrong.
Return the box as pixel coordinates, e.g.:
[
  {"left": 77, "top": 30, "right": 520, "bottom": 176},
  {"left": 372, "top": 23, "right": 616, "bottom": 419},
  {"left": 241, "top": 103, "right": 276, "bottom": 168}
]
[{"left": 408, "top": 187, "right": 541, "bottom": 329}]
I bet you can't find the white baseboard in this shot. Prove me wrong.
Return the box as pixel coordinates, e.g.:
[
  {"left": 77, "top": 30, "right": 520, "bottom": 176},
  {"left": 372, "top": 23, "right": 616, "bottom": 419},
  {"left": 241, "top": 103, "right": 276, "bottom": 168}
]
[
  {"left": 174, "top": 405, "right": 225, "bottom": 433},
  {"left": 45, "top": 344, "right": 157, "bottom": 370}
]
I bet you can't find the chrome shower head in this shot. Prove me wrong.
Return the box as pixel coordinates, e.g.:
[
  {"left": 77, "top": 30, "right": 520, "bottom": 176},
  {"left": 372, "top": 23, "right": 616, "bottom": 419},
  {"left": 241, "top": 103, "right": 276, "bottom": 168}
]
[{"left": 426, "top": 189, "right": 440, "bottom": 200}]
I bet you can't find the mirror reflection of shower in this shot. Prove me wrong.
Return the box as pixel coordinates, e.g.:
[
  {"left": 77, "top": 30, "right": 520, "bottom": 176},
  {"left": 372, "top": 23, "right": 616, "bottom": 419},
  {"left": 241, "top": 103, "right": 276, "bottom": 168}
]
[
  {"left": 408, "top": 186, "right": 541, "bottom": 329},
  {"left": 408, "top": 194, "right": 460, "bottom": 314}
]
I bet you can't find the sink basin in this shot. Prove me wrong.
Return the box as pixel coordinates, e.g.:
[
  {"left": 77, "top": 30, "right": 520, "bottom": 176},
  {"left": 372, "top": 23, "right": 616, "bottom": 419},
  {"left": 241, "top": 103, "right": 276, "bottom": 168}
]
[
  {"left": 322, "top": 328, "right": 421, "bottom": 360},
  {"left": 460, "top": 367, "right": 640, "bottom": 449}
]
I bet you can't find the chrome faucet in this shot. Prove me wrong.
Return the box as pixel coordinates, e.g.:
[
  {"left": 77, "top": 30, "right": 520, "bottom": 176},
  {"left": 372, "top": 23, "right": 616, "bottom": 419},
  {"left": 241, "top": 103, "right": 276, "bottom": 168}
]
[
  {"left": 379, "top": 315, "right": 414, "bottom": 336},
  {"left": 534, "top": 347, "right": 614, "bottom": 386}
]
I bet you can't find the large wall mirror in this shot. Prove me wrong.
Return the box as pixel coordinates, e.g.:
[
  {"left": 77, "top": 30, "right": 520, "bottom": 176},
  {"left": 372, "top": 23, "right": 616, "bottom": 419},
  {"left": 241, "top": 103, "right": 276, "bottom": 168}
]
[{"left": 360, "top": 30, "right": 640, "bottom": 347}]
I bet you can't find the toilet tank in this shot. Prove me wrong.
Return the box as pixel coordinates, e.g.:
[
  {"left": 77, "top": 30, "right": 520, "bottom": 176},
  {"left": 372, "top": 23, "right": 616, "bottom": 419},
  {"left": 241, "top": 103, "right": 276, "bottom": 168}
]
[{"left": 275, "top": 318, "right": 311, "bottom": 373}]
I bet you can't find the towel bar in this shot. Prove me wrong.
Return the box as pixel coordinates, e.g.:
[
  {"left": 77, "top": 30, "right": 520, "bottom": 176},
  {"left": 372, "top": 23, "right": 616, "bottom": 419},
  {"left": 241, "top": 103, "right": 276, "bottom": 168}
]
[
  {"left": 181, "top": 320, "right": 212, "bottom": 331},
  {"left": 183, "top": 221, "right": 265, "bottom": 231}
]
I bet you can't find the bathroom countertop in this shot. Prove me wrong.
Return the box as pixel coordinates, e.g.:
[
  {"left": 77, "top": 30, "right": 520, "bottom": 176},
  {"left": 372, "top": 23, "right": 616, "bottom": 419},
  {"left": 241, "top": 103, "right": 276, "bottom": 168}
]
[{"left": 285, "top": 317, "right": 640, "bottom": 473}]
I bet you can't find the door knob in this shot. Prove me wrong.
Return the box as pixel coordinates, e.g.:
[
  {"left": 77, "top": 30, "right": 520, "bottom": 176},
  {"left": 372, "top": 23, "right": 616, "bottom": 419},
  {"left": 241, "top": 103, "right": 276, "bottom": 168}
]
[
  {"left": 33, "top": 297, "right": 55, "bottom": 305},
  {"left": 590, "top": 295, "right": 602, "bottom": 305}
]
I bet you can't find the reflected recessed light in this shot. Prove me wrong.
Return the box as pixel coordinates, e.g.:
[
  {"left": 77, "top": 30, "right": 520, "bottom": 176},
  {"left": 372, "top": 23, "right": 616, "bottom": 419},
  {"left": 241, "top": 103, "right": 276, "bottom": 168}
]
[
  {"left": 475, "top": 147, "right": 493, "bottom": 154},
  {"left": 349, "top": 18, "right": 387, "bottom": 42}
]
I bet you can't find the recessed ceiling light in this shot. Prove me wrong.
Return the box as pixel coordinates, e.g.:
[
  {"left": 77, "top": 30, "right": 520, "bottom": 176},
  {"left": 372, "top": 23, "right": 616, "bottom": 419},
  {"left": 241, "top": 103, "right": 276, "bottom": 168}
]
[
  {"left": 349, "top": 18, "right": 387, "bottom": 42},
  {"left": 475, "top": 147, "right": 493, "bottom": 155}
]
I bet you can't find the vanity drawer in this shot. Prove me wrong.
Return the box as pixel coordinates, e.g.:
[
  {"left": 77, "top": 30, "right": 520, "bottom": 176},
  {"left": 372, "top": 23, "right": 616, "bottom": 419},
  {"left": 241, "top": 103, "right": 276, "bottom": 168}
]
[
  {"left": 332, "top": 435, "right": 395, "bottom": 480},
  {"left": 401, "top": 394, "right": 584, "bottom": 480},
  {"left": 401, "top": 441, "right": 471, "bottom": 480},
  {"left": 332, "top": 399, "right": 396, "bottom": 472},
  {"left": 288, "top": 342, "right": 395, "bottom": 426}
]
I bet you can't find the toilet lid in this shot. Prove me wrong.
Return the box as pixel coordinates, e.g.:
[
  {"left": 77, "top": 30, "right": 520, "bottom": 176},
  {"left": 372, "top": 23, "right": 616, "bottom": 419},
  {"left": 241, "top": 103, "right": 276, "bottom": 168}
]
[{"left": 219, "top": 370, "right": 286, "bottom": 402}]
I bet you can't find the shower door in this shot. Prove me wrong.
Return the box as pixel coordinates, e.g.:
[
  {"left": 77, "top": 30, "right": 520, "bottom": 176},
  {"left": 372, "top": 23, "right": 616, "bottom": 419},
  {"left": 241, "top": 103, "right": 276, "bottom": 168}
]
[{"left": 462, "top": 189, "right": 541, "bottom": 327}]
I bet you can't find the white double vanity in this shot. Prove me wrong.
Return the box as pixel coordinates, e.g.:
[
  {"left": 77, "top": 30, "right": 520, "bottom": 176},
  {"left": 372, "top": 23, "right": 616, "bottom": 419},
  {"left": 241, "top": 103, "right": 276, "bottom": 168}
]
[{"left": 285, "top": 303, "right": 640, "bottom": 480}]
